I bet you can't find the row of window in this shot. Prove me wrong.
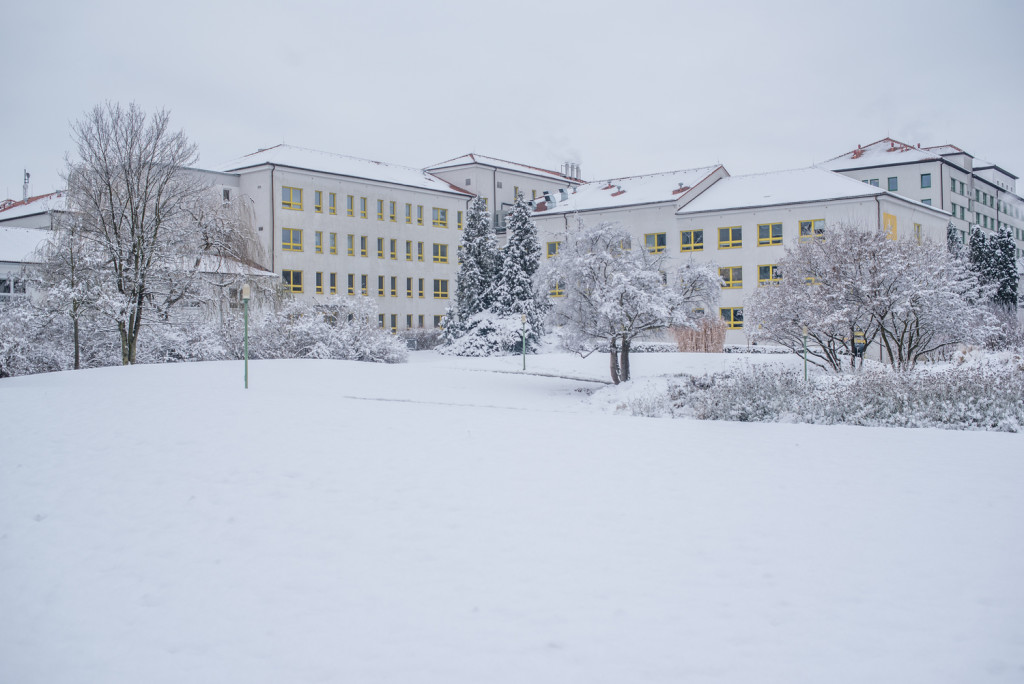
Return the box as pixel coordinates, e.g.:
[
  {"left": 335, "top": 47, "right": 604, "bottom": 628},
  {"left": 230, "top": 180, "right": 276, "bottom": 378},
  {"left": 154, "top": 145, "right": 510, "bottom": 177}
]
[
  {"left": 718, "top": 265, "right": 783, "bottom": 288},
  {"left": 281, "top": 187, "right": 463, "bottom": 228},
  {"left": 283, "top": 230, "right": 453, "bottom": 263},
  {"left": 281, "top": 270, "right": 449, "bottom": 299},
  {"left": 641, "top": 221, "right": 825, "bottom": 254},
  {"left": 378, "top": 313, "right": 445, "bottom": 332}
]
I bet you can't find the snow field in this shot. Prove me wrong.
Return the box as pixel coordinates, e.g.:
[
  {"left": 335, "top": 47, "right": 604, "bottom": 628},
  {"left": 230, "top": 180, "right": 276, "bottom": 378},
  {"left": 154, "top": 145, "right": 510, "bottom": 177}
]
[{"left": 1, "top": 353, "right": 1023, "bottom": 683}]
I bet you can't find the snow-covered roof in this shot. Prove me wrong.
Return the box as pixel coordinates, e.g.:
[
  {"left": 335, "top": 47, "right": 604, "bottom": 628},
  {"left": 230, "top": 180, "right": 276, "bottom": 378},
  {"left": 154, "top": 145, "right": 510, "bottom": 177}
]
[
  {"left": 426, "top": 153, "right": 577, "bottom": 183},
  {"left": 217, "top": 145, "right": 472, "bottom": 197},
  {"left": 195, "top": 255, "right": 277, "bottom": 278},
  {"left": 0, "top": 226, "right": 49, "bottom": 264},
  {"left": 533, "top": 166, "right": 723, "bottom": 215},
  {"left": 676, "top": 167, "right": 908, "bottom": 215},
  {"left": 819, "top": 137, "right": 944, "bottom": 171},
  {"left": 924, "top": 144, "right": 971, "bottom": 158},
  {"left": 0, "top": 192, "right": 66, "bottom": 221}
]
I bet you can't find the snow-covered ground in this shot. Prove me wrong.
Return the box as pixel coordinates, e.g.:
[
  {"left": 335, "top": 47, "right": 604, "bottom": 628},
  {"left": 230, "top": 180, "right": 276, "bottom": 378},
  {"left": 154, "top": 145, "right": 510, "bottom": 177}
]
[{"left": 2, "top": 352, "right": 1022, "bottom": 683}]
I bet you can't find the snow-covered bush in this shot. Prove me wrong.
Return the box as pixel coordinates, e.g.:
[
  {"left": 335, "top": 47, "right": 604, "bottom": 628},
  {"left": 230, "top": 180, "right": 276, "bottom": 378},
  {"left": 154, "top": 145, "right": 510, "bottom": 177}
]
[
  {"left": 0, "top": 300, "right": 67, "bottom": 377},
  {"left": 723, "top": 345, "right": 790, "bottom": 354},
  {"left": 249, "top": 296, "right": 407, "bottom": 364},
  {"left": 438, "top": 310, "right": 526, "bottom": 357},
  {"left": 668, "top": 363, "right": 1024, "bottom": 432}
]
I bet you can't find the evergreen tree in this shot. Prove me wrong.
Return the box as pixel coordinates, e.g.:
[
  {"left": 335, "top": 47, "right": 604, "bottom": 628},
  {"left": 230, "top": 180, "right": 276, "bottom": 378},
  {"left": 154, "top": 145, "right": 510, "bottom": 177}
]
[
  {"left": 968, "top": 225, "right": 991, "bottom": 286},
  {"left": 492, "top": 192, "right": 545, "bottom": 350},
  {"left": 444, "top": 197, "right": 498, "bottom": 341},
  {"left": 946, "top": 221, "right": 963, "bottom": 255},
  {"left": 990, "top": 225, "right": 1019, "bottom": 311}
]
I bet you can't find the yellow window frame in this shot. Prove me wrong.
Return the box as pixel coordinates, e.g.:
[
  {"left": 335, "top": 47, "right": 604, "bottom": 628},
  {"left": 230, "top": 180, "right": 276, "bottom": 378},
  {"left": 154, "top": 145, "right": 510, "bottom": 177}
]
[
  {"left": 390, "top": 276, "right": 397, "bottom": 297},
  {"left": 417, "top": 205, "right": 424, "bottom": 226},
  {"left": 346, "top": 234, "right": 355, "bottom": 256},
  {"left": 758, "top": 264, "right": 781, "bottom": 286},
  {"left": 718, "top": 226, "right": 742, "bottom": 249},
  {"left": 390, "top": 201, "right": 397, "bottom": 222},
  {"left": 406, "top": 240, "right": 413, "bottom": 261},
  {"left": 680, "top": 229, "right": 704, "bottom": 252},
  {"left": 360, "top": 197, "right": 368, "bottom": 219},
  {"left": 314, "top": 190, "right": 323, "bottom": 213},
  {"left": 315, "top": 231, "right": 323, "bottom": 254},
  {"left": 360, "top": 236, "right": 367, "bottom": 257},
  {"left": 330, "top": 232, "right": 338, "bottom": 255},
  {"left": 433, "top": 243, "right": 449, "bottom": 263},
  {"left": 798, "top": 219, "right": 825, "bottom": 243},
  {"left": 282, "top": 227, "right": 303, "bottom": 252},
  {"left": 281, "top": 186, "right": 303, "bottom": 210},
  {"left": 377, "top": 275, "right": 385, "bottom": 297},
  {"left": 417, "top": 242, "right": 424, "bottom": 262},
  {"left": 549, "top": 280, "right": 565, "bottom": 297},
  {"left": 433, "top": 207, "right": 447, "bottom": 228},
  {"left": 390, "top": 239, "right": 397, "bottom": 260},
  {"left": 315, "top": 271, "right": 324, "bottom": 294},
  {"left": 377, "top": 237, "right": 384, "bottom": 259},
  {"left": 405, "top": 203, "right": 412, "bottom": 224},
  {"left": 547, "top": 241, "right": 561, "bottom": 258},
  {"left": 406, "top": 277, "right": 413, "bottom": 298},
  {"left": 757, "top": 223, "right": 782, "bottom": 246},
  {"left": 377, "top": 199, "right": 384, "bottom": 221},
  {"left": 720, "top": 266, "right": 742, "bottom": 289},
  {"left": 329, "top": 193, "right": 337, "bottom": 215},
  {"left": 418, "top": 278, "right": 424, "bottom": 298},
  {"left": 329, "top": 272, "right": 337, "bottom": 294},
  {"left": 347, "top": 273, "right": 355, "bottom": 295},
  {"left": 457, "top": 210, "right": 463, "bottom": 230},
  {"left": 347, "top": 195, "right": 354, "bottom": 217},
  {"left": 645, "top": 232, "right": 667, "bottom": 253},
  {"left": 360, "top": 274, "right": 368, "bottom": 296},
  {"left": 433, "top": 279, "right": 449, "bottom": 299},
  {"left": 721, "top": 307, "right": 743, "bottom": 329},
  {"left": 282, "top": 269, "right": 303, "bottom": 292}
]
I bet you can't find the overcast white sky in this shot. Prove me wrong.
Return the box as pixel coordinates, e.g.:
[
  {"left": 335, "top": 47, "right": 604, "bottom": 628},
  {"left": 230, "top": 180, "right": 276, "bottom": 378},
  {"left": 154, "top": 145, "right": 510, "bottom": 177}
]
[{"left": 3, "top": 0, "right": 1023, "bottom": 198}]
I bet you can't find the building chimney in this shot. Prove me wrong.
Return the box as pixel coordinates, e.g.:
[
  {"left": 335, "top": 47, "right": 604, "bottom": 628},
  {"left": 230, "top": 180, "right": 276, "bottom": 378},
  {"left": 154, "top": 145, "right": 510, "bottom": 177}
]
[{"left": 22, "top": 170, "right": 30, "bottom": 201}]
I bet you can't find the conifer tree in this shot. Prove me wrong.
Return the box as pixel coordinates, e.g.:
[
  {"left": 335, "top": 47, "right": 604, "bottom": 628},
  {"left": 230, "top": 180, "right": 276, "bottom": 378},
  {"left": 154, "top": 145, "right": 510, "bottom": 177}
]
[
  {"left": 968, "top": 226, "right": 991, "bottom": 286},
  {"left": 444, "top": 197, "right": 497, "bottom": 341},
  {"left": 946, "top": 221, "right": 963, "bottom": 255},
  {"left": 990, "top": 225, "right": 1019, "bottom": 311},
  {"left": 492, "top": 192, "right": 545, "bottom": 350}
]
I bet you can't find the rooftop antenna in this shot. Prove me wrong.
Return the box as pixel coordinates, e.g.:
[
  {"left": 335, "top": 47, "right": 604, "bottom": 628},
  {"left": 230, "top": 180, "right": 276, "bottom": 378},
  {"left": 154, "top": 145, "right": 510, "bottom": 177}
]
[{"left": 23, "top": 170, "right": 30, "bottom": 201}]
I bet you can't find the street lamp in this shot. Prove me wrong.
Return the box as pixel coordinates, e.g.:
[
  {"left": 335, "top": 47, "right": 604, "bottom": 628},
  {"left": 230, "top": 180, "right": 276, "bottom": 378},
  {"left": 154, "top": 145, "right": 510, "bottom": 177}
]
[
  {"left": 242, "top": 283, "right": 251, "bottom": 389},
  {"left": 521, "top": 313, "right": 527, "bottom": 371}
]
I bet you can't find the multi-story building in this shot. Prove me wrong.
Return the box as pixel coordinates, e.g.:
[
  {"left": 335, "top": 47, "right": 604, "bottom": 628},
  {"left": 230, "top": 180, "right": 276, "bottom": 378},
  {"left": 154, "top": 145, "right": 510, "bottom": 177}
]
[{"left": 821, "top": 138, "right": 1024, "bottom": 258}]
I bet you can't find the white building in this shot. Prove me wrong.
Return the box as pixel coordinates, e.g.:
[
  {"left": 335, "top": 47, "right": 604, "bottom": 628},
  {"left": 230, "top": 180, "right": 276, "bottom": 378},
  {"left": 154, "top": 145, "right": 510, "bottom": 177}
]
[
  {"left": 0, "top": 226, "right": 47, "bottom": 301},
  {"left": 821, "top": 137, "right": 1024, "bottom": 258}
]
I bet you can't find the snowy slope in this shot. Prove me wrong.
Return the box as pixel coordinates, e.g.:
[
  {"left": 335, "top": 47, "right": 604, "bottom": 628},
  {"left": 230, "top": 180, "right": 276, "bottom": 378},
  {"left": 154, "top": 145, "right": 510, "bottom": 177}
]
[{"left": 1, "top": 354, "right": 1022, "bottom": 684}]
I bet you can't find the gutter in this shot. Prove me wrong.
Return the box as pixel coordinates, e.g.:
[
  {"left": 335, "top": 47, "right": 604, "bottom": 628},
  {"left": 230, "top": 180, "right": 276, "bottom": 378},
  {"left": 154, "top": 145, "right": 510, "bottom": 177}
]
[{"left": 270, "top": 165, "right": 276, "bottom": 273}]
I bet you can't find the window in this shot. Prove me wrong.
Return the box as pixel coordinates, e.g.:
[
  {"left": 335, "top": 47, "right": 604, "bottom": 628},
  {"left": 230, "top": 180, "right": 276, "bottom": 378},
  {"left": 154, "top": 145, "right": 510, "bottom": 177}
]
[
  {"left": 390, "top": 201, "right": 397, "bottom": 222},
  {"left": 887, "top": 177, "right": 898, "bottom": 191},
  {"left": 922, "top": 199, "right": 932, "bottom": 206},
  {"left": 718, "top": 226, "right": 742, "bottom": 249},
  {"left": 406, "top": 203, "right": 412, "bottom": 224},
  {"left": 406, "top": 277, "right": 413, "bottom": 298},
  {"left": 549, "top": 280, "right": 565, "bottom": 297},
  {"left": 379, "top": 314, "right": 385, "bottom": 328},
  {"left": 360, "top": 274, "right": 368, "bottom": 296},
  {"left": 514, "top": 185, "right": 519, "bottom": 198},
  {"left": 798, "top": 219, "right": 825, "bottom": 242},
  {"left": 433, "top": 243, "right": 449, "bottom": 263},
  {"left": 315, "top": 271, "right": 324, "bottom": 294},
  {"left": 315, "top": 231, "right": 323, "bottom": 253},
  {"left": 914, "top": 223, "right": 922, "bottom": 245},
  {"left": 360, "top": 197, "right": 368, "bottom": 219},
  {"left": 417, "top": 242, "right": 424, "bottom": 262},
  {"left": 719, "top": 266, "right": 742, "bottom": 289},
  {"left": 406, "top": 314, "right": 413, "bottom": 329},
  {"left": 950, "top": 177, "right": 956, "bottom": 192},
  {"left": 868, "top": 179, "right": 879, "bottom": 187},
  {"left": 378, "top": 275, "right": 385, "bottom": 297},
  {"left": 390, "top": 314, "right": 397, "bottom": 334},
  {"left": 360, "top": 236, "right": 367, "bottom": 257},
  {"left": 921, "top": 173, "right": 931, "bottom": 189},
  {"left": 347, "top": 273, "right": 355, "bottom": 295},
  {"left": 390, "top": 276, "right": 397, "bottom": 297},
  {"left": 406, "top": 240, "right": 413, "bottom": 261},
  {"left": 347, "top": 195, "right": 354, "bottom": 217},
  {"left": 645, "top": 232, "right": 667, "bottom": 253},
  {"left": 281, "top": 186, "right": 302, "bottom": 210},
  {"left": 758, "top": 264, "right": 781, "bottom": 286},
  {"left": 883, "top": 212, "right": 897, "bottom": 240},
  {"left": 377, "top": 237, "right": 385, "bottom": 259},
  {"left": 282, "top": 228, "right": 303, "bottom": 251},
  {"left": 347, "top": 234, "right": 355, "bottom": 256},
  {"left": 757, "top": 223, "right": 782, "bottom": 246},
  {"left": 546, "top": 241, "right": 561, "bottom": 258},
  {"left": 433, "top": 315, "right": 443, "bottom": 328},
  {"left": 223, "top": 188, "right": 231, "bottom": 202},
  {"left": 418, "top": 278, "right": 425, "bottom": 298},
  {"left": 329, "top": 193, "right": 337, "bottom": 215},
  {"left": 721, "top": 307, "right": 743, "bottom": 329},
  {"left": 433, "top": 207, "right": 448, "bottom": 227},
  {"left": 418, "top": 314, "right": 424, "bottom": 328},
  {"left": 314, "top": 190, "right": 323, "bottom": 213},
  {"left": 417, "top": 205, "right": 424, "bottom": 225},
  {"left": 457, "top": 211, "right": 463, "bottom": 230},
  {"left": 282, "top": 270, "right": 303, "bottom": 292},
  {"left": 327, "top": 273, "right": 336, "bottom": 294},
  {"left": 376, "top": 199, "right": 384, "bottom": 221},
  {"left": 0, "top": 276, "right": 26, "bottom": 298},
  {"left": 680, "top": 229, "right": 703, "bottom": 252},
  {"left": 390, "top": 239, "right": 397, "bottom": 260}
]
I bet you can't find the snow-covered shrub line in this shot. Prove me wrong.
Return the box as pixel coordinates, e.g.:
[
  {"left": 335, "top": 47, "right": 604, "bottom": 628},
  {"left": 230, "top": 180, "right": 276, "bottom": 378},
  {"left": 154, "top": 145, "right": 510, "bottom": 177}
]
[
  {"left": 668, "top": 364, "right": 1024, "bottom": 432},
  {"left": 723, "top": 345, "right": 790, "bottom": 354}
]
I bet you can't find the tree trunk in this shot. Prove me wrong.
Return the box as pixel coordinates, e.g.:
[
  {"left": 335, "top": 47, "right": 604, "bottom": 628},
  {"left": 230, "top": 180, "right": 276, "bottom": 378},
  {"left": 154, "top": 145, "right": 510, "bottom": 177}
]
[
  {"left": 619, "top": 338, "right": 631, "bottom": 382},
  {"left": 72, "top": 315, "right": 80, "bottom": 370},
  {"left": 118, "top": 321, "right": 130, "bottom": 365},
  {"left": 609, "top": 337, "right": 620, "bottom": 385}
]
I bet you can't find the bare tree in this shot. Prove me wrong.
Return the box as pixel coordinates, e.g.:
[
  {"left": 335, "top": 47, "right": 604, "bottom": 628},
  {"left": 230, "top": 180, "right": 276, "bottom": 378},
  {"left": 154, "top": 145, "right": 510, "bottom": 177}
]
[
  {"left": 64, "top": 102, "right": 207, "bottom": 364},
  {"left": 545, "top": 222, "right": 720, "bottom": 384}
]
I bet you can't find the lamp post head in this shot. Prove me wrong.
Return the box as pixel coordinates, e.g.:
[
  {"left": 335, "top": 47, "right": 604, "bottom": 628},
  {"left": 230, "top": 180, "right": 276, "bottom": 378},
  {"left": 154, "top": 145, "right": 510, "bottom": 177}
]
[
  {"left": 241, "top": 283, "right": 251, "bottom": 301},
  {"left": 802, "top": 325, "right": 808, "bottom": 336}
]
